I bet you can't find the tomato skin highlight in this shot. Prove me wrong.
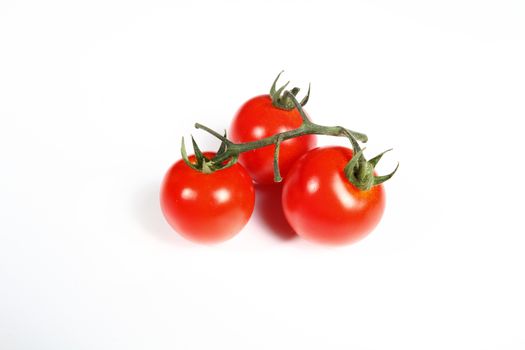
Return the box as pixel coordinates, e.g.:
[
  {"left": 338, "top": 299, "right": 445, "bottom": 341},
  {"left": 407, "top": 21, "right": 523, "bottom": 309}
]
[
  {"left": 282, "top": 146, "right": 386, "bottom": 245},
  {"left": 229, "top": 95, "right": 317, "bottom": 184},
  {"left": 160, "top": 153, "right": 255, "bottom": 244}
]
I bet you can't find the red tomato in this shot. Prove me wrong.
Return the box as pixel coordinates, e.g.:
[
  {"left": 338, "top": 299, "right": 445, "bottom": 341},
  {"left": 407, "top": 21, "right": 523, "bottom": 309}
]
[
  {"left": 282, "top": 146, "right": 386, "bottom": 245},
  {"left": 160, "top": 153, "right": 255, "bottom": 243},
  {"left": 229, "top": 95, "right": 317, "bottom": 184}
]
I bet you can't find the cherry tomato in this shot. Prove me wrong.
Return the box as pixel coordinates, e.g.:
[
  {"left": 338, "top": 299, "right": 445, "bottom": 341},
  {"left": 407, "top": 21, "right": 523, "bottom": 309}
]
[
  {"left": 229, "top": 95, "right": 317, "bottom": 184},
  {"left": 160, "top": 153, "right": 255, "bottom": 243},
  {"left": 282, "top": 146, "right": 386, "bottom": 245}
]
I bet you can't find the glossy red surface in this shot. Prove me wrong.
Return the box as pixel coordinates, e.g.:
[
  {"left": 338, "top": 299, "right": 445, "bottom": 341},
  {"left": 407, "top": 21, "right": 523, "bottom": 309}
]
[
  {"left": 160, "top": 153, "right": 255, "bottom": 243},
  {"left": 230, "top": 95, "right": 317, "bottom": 184},
  {"left": 282, "top": 146, "right": 386, "bottom": 245}
]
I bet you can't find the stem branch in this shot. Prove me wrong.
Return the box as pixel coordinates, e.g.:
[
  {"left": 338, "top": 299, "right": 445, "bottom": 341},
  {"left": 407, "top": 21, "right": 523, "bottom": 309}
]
[
  {"left": 194, "top": 123, "right": 232, "bottom": 144},
  {"left": 206, "top": 122, "right": 366, "bottom": 164},
  {"left": 273, "top": 134, "right": 284, "bottom": 182}
]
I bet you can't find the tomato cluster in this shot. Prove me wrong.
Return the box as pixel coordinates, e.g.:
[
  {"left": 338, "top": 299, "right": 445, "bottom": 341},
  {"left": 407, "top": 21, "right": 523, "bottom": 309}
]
[{"left": 160, "top": 74, "right": 396, "bottom": 245}]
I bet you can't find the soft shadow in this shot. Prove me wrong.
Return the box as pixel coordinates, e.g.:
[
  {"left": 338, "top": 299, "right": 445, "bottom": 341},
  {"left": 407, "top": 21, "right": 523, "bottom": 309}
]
[
  {"left": 254, "top": 183, "right": 297, "bottom": 241},
  {"left": 134, "top": 182, "right": 191, "bottom": 246}
]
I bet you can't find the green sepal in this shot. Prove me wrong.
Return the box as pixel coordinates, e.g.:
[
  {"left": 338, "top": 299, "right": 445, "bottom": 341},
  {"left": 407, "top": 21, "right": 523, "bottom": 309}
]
[
  {"left": 270, "top": 71, "right": 310, "bottom": 111},
  {"left": 344, "top": 148, "right": 375, "bottom": 191},
  {"left": 300, "top": 83, "right": 311, "bottom": 106},
  {"left": 344, "top": 146, "right": 398, "bottom": 190},
  {"left": 191, "top": 135, "right": 206, "bottom": 168},
  {"left": 218, "top": 154, "right": 239, "bottom": 171},
  {"left": 180, "top": 137, "right": 199, "bottom": 171},
  {"left": 283, "top": 91, "right": 311, "bottom": 124},
  {"left": 180, "top": 132, "right": 240, "bottom": 174},
  {"left": 270, "top": 70, "right": 284, "bottom": 97},
  {"left": 358, "top": 162, "right": 375, "bottom": 190},
  {"left": 373, "top": 162, "right": 399, "bottom": 186},
  {"left": 274, "top": 81, "right": 290, "bottom": 101},
  {"left": 216, "top": 130, "right": 228, "bottom": 155},
  {"left": 344, "top": 148, "right": 364, "bottom": 185},
  {"left": 369, "top": 148, "right": 393, "bottom": 168}
]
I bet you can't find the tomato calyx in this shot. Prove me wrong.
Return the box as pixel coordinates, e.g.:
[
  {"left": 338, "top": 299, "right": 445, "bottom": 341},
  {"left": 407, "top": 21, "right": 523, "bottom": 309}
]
[
  {"left": 342, "top": 133, "right": 399, "bottom": 191},
  {"left": 180, "top": 134, "right": 238, "bottom": 173},
  {"left": 270, "top": 71, "right": 311, "bottom": 111}
]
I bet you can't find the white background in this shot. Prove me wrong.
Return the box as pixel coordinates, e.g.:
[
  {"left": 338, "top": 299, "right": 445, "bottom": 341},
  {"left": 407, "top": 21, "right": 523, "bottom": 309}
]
[{"left": 1, "top": 0, "right": 525, "bottom": 349}]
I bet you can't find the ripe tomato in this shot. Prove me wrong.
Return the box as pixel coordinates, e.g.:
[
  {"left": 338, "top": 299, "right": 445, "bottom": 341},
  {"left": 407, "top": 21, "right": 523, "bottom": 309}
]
[
  {"left": 229, "top": 95, "right": 317, "bottom": 184},
  {"left": 160, "top": 153, "right": 255, "bottom": 244},
  {"left": 282, "top": 146, "right": 386, "bottom": 245}
]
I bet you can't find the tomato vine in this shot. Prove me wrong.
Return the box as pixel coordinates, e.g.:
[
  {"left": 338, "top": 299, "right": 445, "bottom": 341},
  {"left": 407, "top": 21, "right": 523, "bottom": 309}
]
[{"left": 183, "top": 91, "right": 398, "bottom": 191}]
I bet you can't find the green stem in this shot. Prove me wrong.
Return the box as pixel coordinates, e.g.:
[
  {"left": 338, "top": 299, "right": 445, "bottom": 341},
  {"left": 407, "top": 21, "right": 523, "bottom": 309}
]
[
  {"left": 188, "top": 91, "right": 397, "bottom": 189},
  {"left": 196, "top": 91, "right": 366, "bottom": 164},
  {"left": 197, "top": 122, "right": 364, "bottom": 164},
  {"left": 193, "top": 123, "right": 232, "bottom": 144},
  {"left": 273, "top": 134, "right": 284, "bottom": 182}
]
